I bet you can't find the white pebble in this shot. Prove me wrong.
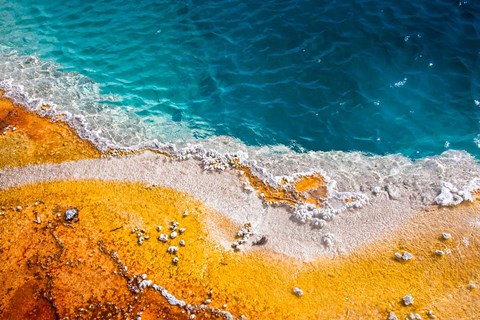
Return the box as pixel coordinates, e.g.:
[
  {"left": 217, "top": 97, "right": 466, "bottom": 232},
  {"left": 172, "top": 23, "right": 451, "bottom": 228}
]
[
  {"left": 170, "top": 231, "right": 178, "bottom": 239},
  {"left": 402, "top": 294, "right": 414, "bottom": 306},
  {"left": 388, "top": 311, "right": 398, "bottom": 320},
  {"left": 442, "top": 233, "right": 451, "bottom": 240},
  {"left": 158, "top": 234, "right": 168, "bottom": 242},
  {"left": 179, "top": 239, "right": 185, "bottom": 246},
  {"left": 167, "top": 246, "right": 178, "bottom": 254},
  {"left": 293, "top": 287, "right": 303, "bottom": 297}
]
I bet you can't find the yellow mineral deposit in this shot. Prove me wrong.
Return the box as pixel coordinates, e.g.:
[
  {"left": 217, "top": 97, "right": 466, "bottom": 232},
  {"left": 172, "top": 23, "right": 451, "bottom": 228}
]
[{"left": 0, "top": 95, "right": 479, "bottom": 319}]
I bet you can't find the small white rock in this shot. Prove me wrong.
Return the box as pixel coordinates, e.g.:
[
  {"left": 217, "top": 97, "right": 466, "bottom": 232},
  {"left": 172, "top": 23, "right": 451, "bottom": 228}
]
[
  {"left": 388, "top": 311, "right": 398, "bottom": 320},
  {"left": 179, "top": 239, "right": 185, "bottom": 246},
  {"left": 435, "top": 250, "right": 445, "bottom": 256},
  {"left": 172, "top": 257, "right": 179, "bottom": 265},
  {"left": 395, "top": 251, "right": 413, "bottom": 261},
  {"left": 293, "top": 287, "right": 303, "bottom": 297},
  {"left": 170, "top": 231, "right": 178, "bottom": 239},
  {"left": 158, "top": 234, "right": 168, "bottom": 242},
  {"left": 167, "top": 246, "right": 178, "bottom": 254},
  {"left": 442, "top": 233, "right": 451, "bottom": 240},
  {"left": 402, "top": 294, "right": 414, "bottom": 306},
  {"left": 427, "top": 310, "right": 436, "bottom": 319},
  {"left": 179, "top": 228, "right": 186, "bottom": 234}
]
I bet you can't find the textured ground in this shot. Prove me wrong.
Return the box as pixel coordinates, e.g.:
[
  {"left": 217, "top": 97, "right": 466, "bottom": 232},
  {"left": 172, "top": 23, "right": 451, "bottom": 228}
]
[{"left": 0, "top": 93, "right": 479, "bottom": 319}]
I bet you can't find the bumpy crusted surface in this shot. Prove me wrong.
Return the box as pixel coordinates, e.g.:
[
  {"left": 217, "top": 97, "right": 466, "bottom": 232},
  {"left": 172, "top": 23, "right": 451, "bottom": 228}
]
[{"left": 0, "top": 94, "right": 479, "bottom": 319}]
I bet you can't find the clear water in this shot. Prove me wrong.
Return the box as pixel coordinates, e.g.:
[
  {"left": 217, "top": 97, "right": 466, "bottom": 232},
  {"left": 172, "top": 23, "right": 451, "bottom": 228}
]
[{"left": 0, "top": 0, "right": 480, "bottom": 158}]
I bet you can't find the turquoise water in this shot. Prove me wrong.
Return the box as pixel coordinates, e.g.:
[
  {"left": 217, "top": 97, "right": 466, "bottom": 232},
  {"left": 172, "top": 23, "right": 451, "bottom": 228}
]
[{"left": 0, "top": 0, "right": 479, "bottom": 158}]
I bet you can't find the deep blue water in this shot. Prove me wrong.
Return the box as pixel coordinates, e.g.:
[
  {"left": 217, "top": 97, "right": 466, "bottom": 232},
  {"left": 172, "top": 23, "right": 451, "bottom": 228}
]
[{"left": 0, "top": 0, "right": 479, "bottom": 157}]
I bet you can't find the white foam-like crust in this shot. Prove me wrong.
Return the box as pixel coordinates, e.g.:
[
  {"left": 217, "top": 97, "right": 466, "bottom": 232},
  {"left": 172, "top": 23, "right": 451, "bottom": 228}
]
[
  {"left": 435, "top": 179, "right": 480, "bottom": 206},
  {"left": 2, "top": 50, "right": 480, "bottom": 260},
  {"left": 0, "top": 152, "right": 475, "bottom": 261}
]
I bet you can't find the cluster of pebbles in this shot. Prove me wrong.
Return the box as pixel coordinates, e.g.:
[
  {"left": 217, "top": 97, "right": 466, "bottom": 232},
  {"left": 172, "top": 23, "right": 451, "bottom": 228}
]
[
  {"left": 230, "top": 222, "right": 269, "bottom": 251},
  {"left": 387, "top": 233, "right": 465, "bottom": 320},
  {"left": 132, "top": 210, "right": 189, "bottom": 265}
]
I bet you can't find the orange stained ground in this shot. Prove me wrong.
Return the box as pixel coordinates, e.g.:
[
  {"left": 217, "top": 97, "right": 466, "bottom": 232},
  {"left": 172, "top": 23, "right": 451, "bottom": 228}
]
[
  {"left": 0, "top": 91, "right": 100, "bottom": 168},
  {"left": 237, "top": 166, "right": 330, "bottom": 206},
  {"left": 0, "top": 180, "right": 479, "bottom": 320}
]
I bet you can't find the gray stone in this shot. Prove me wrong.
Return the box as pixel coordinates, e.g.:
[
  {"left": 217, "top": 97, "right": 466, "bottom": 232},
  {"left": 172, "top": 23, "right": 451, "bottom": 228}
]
[{"left": 64, "top": 208, "right": 78, "bottom": 221}]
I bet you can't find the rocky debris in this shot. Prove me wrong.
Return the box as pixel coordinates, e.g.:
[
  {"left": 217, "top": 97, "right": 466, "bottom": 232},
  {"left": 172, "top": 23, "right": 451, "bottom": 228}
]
[
  {"left": 183, "top": 210, "right": 189, "bottom": 217},
  {"left": 408, "top": 313, "right": 422, "bottom": 320},
  {"left": 402, "top": 294, "right": 414, "bottom": 306},
  {"left": 16, "top": 206, "right": 22, "bottom": 211},
  {"left": 170, "top": 221, "right": 179, "bottom": 231},
  {"left": 435, "top": 250, "right": 445, "bottom": 256},
  {"left": 231, "top": 222, "right": 253, "bottom": 251},
  {"left": 179, "top": 228, "right": 186, "bottom": 234},
  {"left": 292, "top": 287, "right": 303, "bottom": 297},
  {"left": 156, "top": 225, "right": 162, "bottom": 232},
  {"left": 158, "top": 234, "right": 168, "bottom": 242},
  {"left": 131, "top": 228, "right": 150, "bottom": 245},
  {"left": 172, "top": 257, "right": 179, "bottom": 265},
  {"left": 64, "top": 208, "right": 78, "bottom": 221},
  {"left": 128, "top": 274, "right": 152, "bottom": 294},
  {"left": 179, "top": 239, "right": 186, "bottom": 247},
  {"left": 395, "top": 251, "right": 414, "bottom": 261},
  {"left": 167, "top": 246, "right": 178, "bottom": 254},
  {"left": 441, "top": 233, "right": 451, "bottom": 240},
  {"left": 170, "top": 231, "right": 178, "bottom": 239},
  {"left": 468, "top": 283, "right": 477, "bottom": 290},
  {"left": 137, "top": 233, "right": 144, "bottom": 245},
  {"left": 427, "top": 310, "right": 437, "bottom": 319},
  {"left": 387, "top": 311, "right": 398, "bottom": 320}
]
